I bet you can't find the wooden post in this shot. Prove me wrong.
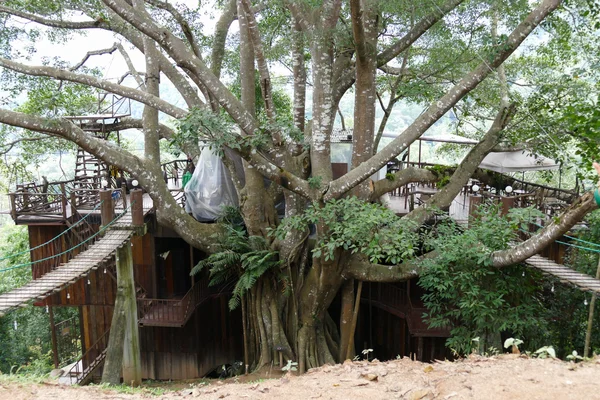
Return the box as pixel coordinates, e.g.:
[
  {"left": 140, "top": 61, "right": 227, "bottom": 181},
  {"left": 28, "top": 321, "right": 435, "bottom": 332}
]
[
  {"left": 584, "top": 256, "right": 600, "bottom": 358},
  {"left": 102, "top": 241, "right": 141, "bottom": 386},
  {"left": 119, "top": 242, "right": 142, "bottom": 386},
  {"left": 61, "top": 183, "right": 68, "bottom": 219},
  {"left": 131, "top": 189, "right": 143, "bottom": 226},
  {"left": 100, "top": 190, "right": 114, "bottom": 228},
  {"left": 500, "top": 196, "right": 515, "bottom": 216},
  {"left": 48, "top": 306, "right": 60, "bottom": 369},
  {"left": 9, "top": 193, "right": 16, "bottom": 221},
  {"left": 469, "top": 195, "right": 482, "bottom": 219},
  {"left": 121, "top": 182, "right": 128, "bottom": 209},
  {"left": 70, "top": 192, "right": 77, "bottom": 219}
]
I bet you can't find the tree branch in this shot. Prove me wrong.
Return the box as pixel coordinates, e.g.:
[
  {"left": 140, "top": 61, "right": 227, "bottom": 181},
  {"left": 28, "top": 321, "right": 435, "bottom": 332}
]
[
  {"left": 350, "top": 0, "right": 367, "bottom": 63},
  {"left": 492, "top": 190, "right": 597, "bottom": 267},
  {"left": 403, "top": 103, "right": 517, "bottom": 225},
  {"left": 0, "top": 57, "right": 187, "bottom": 119},
  {"left": 325, "top": 0, "right": 561, "bottom": 201},
  {"left": 0, "top": 5, "right": 102, "bottom": 29},
  {"left": 240, "top": 0, "right": 278, "bottom": 132},
  {"left": 0, "top": 109, "right": 142, "bottom": 173},
  {"left": 70, "top": 43, "right": 119, "bottom": 71},
  {"left": 144, "top": 0, "right": 202, "bottom": 58},
  {"left": 115, "top": 117, "right": 173, "bottom": 139},
  {"left": 0, "top": 136, "right": 47, "bottom": 156},
  {"left": 101, "top": 0, "right": 258, "bottom": 133},
  {"left": 116, "top": 43, "right": 146, "bottom": 89},
  {"left": 344, "top": 253, "right": 436, "bottom": 282},
  {"left": 287, "top": 2, "right": 311, "bottom": 32},
  {"left": 333, "top": 0, "right": 465, "bottom": 103},
  {"left": 370, "top": 167, "right": 437, "bottom": 201}
]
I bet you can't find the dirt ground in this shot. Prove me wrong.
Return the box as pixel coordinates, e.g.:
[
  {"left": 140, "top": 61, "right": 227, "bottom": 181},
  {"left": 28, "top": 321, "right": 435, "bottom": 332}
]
[{"left": 2, "top": 355, "right": 600, "bottom": 400}]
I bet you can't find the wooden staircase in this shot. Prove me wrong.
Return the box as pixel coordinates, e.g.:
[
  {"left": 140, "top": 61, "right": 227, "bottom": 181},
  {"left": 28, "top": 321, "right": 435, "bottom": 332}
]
[
  {"left": 138, "top": 280, "right": 231, "bottom": 328},
  {"left": 63, "top": 328, "right": 110, "bottom": 385}
]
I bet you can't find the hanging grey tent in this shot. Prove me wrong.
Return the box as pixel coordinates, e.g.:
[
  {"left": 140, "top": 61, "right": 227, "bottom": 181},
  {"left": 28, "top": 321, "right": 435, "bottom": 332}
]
[
  {"left": 479, "top": 150, "right": 559, "bottom": 173},
  {"left": 184, "top": 147, "right": 239, "bottom": 221}
]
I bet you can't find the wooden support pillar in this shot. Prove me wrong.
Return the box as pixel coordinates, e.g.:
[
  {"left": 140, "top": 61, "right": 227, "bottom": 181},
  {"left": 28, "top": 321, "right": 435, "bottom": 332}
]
[
  {"left": 102, "top": 241, "right": 141, "bottom": 386},
  {"left": 48, "top": 306, "right": 59, "bottom": 369},
  {"left": 121, "top": 183, "right": 128, "bottom": 209},
  {"left": 131, "top": 189, "right": 143, "bottom": 226},
  {"left": 100, "top": 190, "right": 114, "bottom": 228},
  {"left": 500, "top": 196, "right": 515, "bottom": 216},
  {"left": 119, "top": 242, "right": 142, "bottom": 386},
  {"left": 60, "top": 183, "right": 68, "bottom": 219},
  {"left": 70, "top": 192, "right": 77, "bottom": 219},
  {"left": 9, "top": 193, "right": 16, "bottom": 221},
  {"left": 469, "top": 195, "right": 482, "bottom": 220}
]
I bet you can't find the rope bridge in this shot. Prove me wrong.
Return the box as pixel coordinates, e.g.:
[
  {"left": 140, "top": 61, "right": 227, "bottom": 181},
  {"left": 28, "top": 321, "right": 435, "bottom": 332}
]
[
  {"left": 0, "top": 191, "right": 151, "bottom": 316},
  {"left": 524, "top": 254, "right": 600, "bottom": 294},
  {"left": 521, "top": 221, "right": 600, "bottom": 293}
]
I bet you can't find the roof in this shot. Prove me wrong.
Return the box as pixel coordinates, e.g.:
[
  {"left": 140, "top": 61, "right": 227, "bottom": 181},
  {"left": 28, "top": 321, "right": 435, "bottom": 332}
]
[
  {"left": 331, "top": 128, "right": 353, "bottom": 143},
  {"left": 479, "top": 151, "right": 559, "bottom": 173},
  {"left": 381, "top": 131, "right": 478, "bottom": 145}
]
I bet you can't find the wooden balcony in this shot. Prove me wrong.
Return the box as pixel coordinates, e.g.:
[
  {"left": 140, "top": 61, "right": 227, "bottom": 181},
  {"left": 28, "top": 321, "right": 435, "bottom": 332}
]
[
  {"left": 137, "top": 280, "right": 231, "bottom": 328},
  {"left": 7, "top": 159, "right": 190, "bottom": 225}
]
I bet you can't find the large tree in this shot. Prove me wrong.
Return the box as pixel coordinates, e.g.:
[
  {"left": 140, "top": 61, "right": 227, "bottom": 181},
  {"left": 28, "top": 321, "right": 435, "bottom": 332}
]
[{"left": 0, "top": 0, "right": 597, "bottom": 372}]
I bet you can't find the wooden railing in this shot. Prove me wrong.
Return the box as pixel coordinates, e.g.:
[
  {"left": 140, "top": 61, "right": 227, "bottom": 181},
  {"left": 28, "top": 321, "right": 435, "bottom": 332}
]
[
  {"left": 162, "top": 159, "right": 192, "bottom": 186},
  {"left": 55, "top": 316, "right": 81, "bottom": 367},
  {"left": 8, "top": 159, "right": 189, "bottom": 222},
  {"left": 9, "top": 182, "right": 69, "bottom": 221},
  {"left": 138, "top": 280, "right": 229, "bottom": 327},
  {"left": 64, "top": 328, "right": 110, "bottom": 385}
]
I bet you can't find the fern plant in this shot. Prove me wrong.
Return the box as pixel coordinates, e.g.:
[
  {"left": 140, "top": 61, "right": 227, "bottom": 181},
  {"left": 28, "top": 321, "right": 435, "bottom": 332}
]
[{"left": 191, "top": 211, "right": 281, "bottom": 310}]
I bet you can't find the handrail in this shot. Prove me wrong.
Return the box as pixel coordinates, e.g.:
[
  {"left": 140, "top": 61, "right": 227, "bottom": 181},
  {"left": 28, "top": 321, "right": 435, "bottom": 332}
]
[
  {"left": 64, "top": 327, "right": 110, "bottom": 384},
  {"left": 137, "top": 280, "right": 228, "bottom": 326}
]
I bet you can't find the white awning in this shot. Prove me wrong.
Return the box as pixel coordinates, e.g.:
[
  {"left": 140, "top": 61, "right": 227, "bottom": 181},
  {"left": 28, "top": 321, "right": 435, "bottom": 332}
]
[{"left": 479, "top": 151, "right": 559, "bottom": 173}]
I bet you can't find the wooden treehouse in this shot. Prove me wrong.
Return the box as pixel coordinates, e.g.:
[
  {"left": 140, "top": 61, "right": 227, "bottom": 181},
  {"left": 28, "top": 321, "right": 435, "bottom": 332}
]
[
  {"left": 2, "top": 99, "right": 243, "bottom": 383},
  {"left": 4, "top": 116, "right": 600, "bottom": 382}
]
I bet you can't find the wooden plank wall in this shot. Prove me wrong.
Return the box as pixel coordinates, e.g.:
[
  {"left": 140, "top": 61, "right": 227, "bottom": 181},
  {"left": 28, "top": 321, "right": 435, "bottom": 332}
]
[
  {"left": 29, "top": 225, "right": 64, "bottom": 279},
  {"left": 355, "top": 305, "right": 408, "bottom": 361},
  {"left": 140, "top": 296, "right": 243, "bottom": 380},
  {"left": 132, "top": 233, "right": 155, "bottom": 297}
]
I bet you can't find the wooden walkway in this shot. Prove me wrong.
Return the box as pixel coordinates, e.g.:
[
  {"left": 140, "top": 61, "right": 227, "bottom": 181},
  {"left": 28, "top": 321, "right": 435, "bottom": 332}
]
[
  {"left": 0, "top": 229, "right": 133, "bottom": 316},
  {"left": 524, "top": 254, "right": 600, "bottom": 293},
  {"left": 0, "top": 195, "right": 154, "bottom": 316}
]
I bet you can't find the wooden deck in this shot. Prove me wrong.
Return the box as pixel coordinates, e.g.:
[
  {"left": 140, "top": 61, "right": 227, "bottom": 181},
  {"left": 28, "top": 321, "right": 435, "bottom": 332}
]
[{"left": 385, "top": 185, "right": 471, "bottom": 223}]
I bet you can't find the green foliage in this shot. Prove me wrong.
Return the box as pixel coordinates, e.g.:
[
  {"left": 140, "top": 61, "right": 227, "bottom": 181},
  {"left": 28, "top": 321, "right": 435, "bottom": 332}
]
[
  {"left": 566, "top": 350, "right": 584, "bottom": 362},
  {"left": 0, "top": 224, "right": 78, "bottom": 374},
  {"left": 274, "top": 197, "right": 418, "bottom": 264},
  {"left": 426, "top": 165, "right": 454, "bottom": 188},
  {"left": 419, "top": 204, "right": 548, "bottom": 356},
  {"left": 540, "top": 210, "right": 600, "bottom": 358},
  {"left": 281, "top": 360, "right": 298, "bottom": 372},
  {"left": 307, "top": 176, "right": 322, "bottom": 190},
  {"left": 503, "top": 338, "right": 524, "bottom": 349},
  {"left": 534, "top": 346, "right": 556, "bottom": 359},
  {"left": 191, "top": 210, "right": 281, "bottom": 310}
]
